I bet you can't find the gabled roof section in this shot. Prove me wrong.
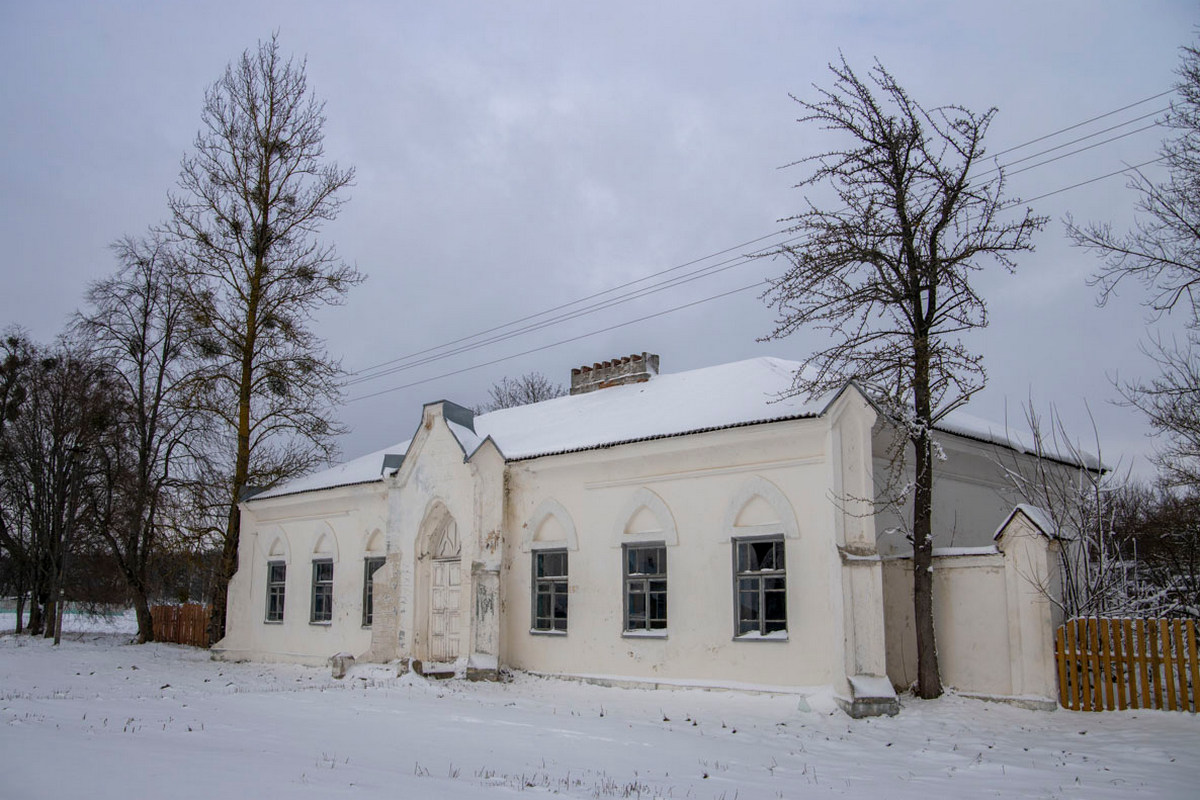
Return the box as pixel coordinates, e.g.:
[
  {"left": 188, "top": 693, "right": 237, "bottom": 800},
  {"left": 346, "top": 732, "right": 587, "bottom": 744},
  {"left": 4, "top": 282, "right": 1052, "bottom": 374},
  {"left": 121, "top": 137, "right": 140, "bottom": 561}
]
[
  {"left": 250, "top": 439, "right": 412, "bottom": 501},
  {"left": 935, "top": 410, "right": 1103, "bottom": 472},
  {"left": 473, "top": 357, "right": 834, "bottom": 460},
  {"left": 247, "top": 355, "right": 1100, "bottom": 501},
  {"left": 993, "top": 504, "right": 1059, "bottom": 541}
]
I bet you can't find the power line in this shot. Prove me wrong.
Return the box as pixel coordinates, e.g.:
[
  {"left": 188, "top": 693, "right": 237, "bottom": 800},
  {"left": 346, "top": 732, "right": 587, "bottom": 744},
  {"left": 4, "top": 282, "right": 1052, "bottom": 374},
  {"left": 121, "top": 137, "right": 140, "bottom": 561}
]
[
  {"left": 350, "top": 154, "right": 1166, "bottom": 403},
  {"left": 997, "top": 108, "right": 1165, "bottom": 170},
  {"left": 345, "top": 88, "right": 1175, "bottom": 388},
  {"left": 991, "top": 89, "right": 1174, "bottom": 157},
  {"left": 1021, "top": 157, "right": 1164, "bottom": 204},
  {"left": 344, "top": 89, "right": 1172, "bottom": 397},
  {"left": 1004, "top": 123, "right": 1161, "bottom": 179},
  {"left": 346, "top": 281, "right": 766, "bottom": 402},
  {"left": 347, "top": 228, "right": 790, "bottom": 379},
  {"left": 343, "top": 233, "right": 806, "bottom": 387}
]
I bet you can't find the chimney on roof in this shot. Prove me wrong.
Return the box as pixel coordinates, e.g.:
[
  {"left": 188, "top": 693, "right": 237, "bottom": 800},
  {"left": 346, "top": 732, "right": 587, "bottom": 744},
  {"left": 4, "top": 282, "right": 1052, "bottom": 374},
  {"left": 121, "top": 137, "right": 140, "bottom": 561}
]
[{"left": 570, "top": 352, "right": 659, "bottom": 395}]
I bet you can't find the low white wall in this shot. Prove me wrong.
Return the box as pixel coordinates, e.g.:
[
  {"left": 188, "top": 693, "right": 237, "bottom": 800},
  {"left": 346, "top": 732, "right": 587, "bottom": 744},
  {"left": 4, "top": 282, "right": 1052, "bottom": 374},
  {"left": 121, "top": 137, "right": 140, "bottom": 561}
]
[
  {"left": 882, "top": 518, "right": 1059, "bottom": 702},
  {"left": 883, "top": 552, "right": 1012, "bottom": 695}
]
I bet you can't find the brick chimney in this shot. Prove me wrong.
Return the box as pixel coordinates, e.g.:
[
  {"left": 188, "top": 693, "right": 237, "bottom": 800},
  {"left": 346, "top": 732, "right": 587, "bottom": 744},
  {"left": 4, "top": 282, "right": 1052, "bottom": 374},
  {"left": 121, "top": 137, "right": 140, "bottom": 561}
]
[{"left": 570, "top": 353, "right": 659, "bottom": 395}]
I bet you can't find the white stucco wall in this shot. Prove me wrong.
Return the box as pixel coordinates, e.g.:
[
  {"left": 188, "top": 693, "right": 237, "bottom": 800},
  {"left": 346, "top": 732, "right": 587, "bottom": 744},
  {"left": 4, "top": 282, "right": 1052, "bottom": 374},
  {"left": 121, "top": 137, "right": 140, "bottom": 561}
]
[
  {"left": 883, "top": 553, "right": 1013, "bottom": 694},
  {"left": 213, "top": 481, "right": 390, "bottom": 664},
  {"left": 882, "top": 512, "right": 1060, "bottom": 702},
  {"left": 216, "top": 380, "right": 1059, "bottom": 708},
  {"left": 498, "top": 414, "right": 861, "bottom": 690},
  {"left": 370, "top": 403, "right": 500, "bottom": 666}
]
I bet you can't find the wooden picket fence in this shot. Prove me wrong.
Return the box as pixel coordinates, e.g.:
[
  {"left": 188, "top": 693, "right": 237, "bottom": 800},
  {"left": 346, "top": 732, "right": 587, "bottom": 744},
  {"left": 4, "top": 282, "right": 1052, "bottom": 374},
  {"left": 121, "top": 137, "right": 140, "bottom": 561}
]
[
  {"left": 1056, "top": 618, "right": 1197, "bottom": 712},
  {"left": 150, "top": 603, "right": 211, "bottom": 648}
]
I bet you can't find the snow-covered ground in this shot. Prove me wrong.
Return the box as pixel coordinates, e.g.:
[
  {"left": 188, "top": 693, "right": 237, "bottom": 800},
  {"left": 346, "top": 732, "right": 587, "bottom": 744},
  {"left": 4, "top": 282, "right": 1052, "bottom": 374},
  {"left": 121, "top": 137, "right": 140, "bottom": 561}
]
[{"left": 1, "top": 612, "right": 1196, "bottom": 799}]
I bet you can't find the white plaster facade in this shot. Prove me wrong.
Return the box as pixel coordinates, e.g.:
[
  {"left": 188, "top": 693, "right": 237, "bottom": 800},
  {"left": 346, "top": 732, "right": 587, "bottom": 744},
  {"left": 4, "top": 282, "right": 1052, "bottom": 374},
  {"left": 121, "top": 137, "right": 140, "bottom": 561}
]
[{"left": 213, "top": 356, "right": 1076, "bottom": 713}]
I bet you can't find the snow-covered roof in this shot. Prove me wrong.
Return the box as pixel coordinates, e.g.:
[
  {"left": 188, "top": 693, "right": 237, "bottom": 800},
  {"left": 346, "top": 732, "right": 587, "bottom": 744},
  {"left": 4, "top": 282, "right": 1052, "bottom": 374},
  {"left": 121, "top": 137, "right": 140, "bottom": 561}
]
[
  {"left": 248, "top": 356, "right": 1099, "bottom": 502},
  {"left": 250, "top": 357, "right": 830, "bottom": 501},
  {"left": 251, "top": 440, "right": 411, "bottom": 500},
  {"left": 473, "top": 357, "right": 831, "bottom": 460},
  {"left": 935, "top": 410, "right": 1103, "bottom": 472},
  {"left": 993, "top": 504, "right": 1059, "bottom": 540}
]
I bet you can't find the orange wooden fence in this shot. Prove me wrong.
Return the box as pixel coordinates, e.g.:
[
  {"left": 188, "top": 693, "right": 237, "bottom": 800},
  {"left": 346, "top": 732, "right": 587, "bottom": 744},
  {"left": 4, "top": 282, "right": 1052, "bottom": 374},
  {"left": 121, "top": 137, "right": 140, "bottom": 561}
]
[
  {"left": 150, "top": 603, "right": 211, "bottom": 648},
  {"left": 1056, "top": 618, "right": 1197, "bottom": 712}
]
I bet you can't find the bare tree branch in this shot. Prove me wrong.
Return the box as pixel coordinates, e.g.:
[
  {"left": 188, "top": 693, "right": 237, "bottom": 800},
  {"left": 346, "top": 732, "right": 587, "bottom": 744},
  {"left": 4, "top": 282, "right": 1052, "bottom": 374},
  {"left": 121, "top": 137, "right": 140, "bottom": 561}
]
[{"left": 761, "top": 56, "right": 1046, "bottom": 698}]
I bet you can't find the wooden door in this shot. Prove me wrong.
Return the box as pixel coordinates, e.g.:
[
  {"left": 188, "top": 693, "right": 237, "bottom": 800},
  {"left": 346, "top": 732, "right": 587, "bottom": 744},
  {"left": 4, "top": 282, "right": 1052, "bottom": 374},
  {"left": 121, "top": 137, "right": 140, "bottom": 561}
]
[{"left": 430, "top": 557, "right": 461, "bottom": 661}]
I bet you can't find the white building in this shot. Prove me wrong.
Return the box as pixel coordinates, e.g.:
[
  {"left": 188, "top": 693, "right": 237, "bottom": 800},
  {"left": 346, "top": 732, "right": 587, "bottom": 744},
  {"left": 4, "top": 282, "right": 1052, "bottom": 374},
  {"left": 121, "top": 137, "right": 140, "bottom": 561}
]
[{"left": 213, "top": 354, "right": 1074, "bottom": 716}]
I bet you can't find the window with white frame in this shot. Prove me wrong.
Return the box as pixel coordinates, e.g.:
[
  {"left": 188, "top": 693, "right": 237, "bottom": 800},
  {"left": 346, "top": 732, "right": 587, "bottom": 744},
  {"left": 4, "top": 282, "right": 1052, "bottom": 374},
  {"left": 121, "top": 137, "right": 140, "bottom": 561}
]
[
  {"left": 362, "top": 556, "right": 385, "bottom": 627},
  {"left": 532, "top": 549, "right": 568, "bottom": 633},
  {"left": 265, "top": 561, "right": 286, "bottom": 622},
  {"left": 734, "top": 537, "right": 786, "bottom": 636},
  {"left": 624, "top": 543, "right": 666, "bottom": 632},
  {"left": 311, "top": 559, "right": 333, "bottom": 623}
]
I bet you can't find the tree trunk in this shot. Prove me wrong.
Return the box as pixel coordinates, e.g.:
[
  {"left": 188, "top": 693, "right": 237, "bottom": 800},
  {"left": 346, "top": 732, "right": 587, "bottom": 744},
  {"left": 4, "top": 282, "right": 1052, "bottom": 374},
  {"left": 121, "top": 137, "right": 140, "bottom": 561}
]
[
  {"left": 132, "top": 587, "right": 154, "bottom": 644},
  {"left": 14, "top": 591, "right": 25, "bottom": 634},
  {"left": 911, "top": 336, "right": 943, "bottom": 699},
  {"left": 208, "top": 495, "right": 241, "bottom": 643},
  {"left": 27, "top": 594, "right": 43, "bottom": 636},
  {"left": 209, "top": 238, "right": 262, "bottom": 644},
  {"left": 42, "top": 595, "right": 56, "bottom": 639}
]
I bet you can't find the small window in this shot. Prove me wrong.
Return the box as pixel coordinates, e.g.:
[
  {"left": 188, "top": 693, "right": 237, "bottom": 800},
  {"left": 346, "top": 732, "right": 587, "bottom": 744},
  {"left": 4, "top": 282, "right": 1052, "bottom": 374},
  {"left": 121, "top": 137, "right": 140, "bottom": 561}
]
[
  {"left": 311, "top": 559, "right": 333, "bottom": 624},
  {"left": 265, "top": 561, "right": 286, "bottom": 622},
  {"left": 362, "top": 556, "right": 385, "bottom": 627},
  {"left": 734, "top": 538, "right": 786, "bottom": 636},
  {"left": 624, "top": 543, "right": 666, "bottom": 632},
  {"left": 532, "top": 549, "right": 568, "bottom": 633}
]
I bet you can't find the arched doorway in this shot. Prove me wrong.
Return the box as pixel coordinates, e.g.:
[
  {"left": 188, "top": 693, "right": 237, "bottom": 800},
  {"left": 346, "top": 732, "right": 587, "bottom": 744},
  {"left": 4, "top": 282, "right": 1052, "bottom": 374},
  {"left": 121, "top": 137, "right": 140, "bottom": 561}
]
[{"left": 417, "top": 506, "right": 463, "bottom": 663}]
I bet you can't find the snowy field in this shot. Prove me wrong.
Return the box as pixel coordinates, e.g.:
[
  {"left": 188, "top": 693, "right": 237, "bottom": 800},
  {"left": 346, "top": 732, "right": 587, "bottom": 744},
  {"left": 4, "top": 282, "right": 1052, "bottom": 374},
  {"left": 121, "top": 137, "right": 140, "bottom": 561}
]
[{"left": 1, "top": 613, "right": 1197, "bottom": 799}]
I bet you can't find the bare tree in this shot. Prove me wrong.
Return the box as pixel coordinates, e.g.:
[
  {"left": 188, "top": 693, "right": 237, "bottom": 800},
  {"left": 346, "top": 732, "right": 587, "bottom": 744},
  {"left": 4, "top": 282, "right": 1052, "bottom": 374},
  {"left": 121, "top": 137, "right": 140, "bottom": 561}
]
[
  {"left": 994, "top": 404, "right": 1128, "bottom": 618},
  {"left": 761, "top": 57, "right": 1045, "bottom": 697},
  {"left": 1120, "top": 485, "right": 1200, "bottom": 618},
  {"left": 1003, "top": 404, "right": 1200, "bottom": 619},
  {"left": 167, "top": 35, "right": 363, "bottom": 640},
  {"left": 0, "top": 339, "right": 120, "bottom": 639},
  {"left": 77, "top": 234, "right": 204, "bottom": 642},
  {"left": 0, "top": 330, "right": 31, "bottom": 630},
  {"left": 477, "top": 371, "right": 566, "bottom": 412},
  {"left": 1068, "top": 42, "right": 1200, "bottom": 487}
]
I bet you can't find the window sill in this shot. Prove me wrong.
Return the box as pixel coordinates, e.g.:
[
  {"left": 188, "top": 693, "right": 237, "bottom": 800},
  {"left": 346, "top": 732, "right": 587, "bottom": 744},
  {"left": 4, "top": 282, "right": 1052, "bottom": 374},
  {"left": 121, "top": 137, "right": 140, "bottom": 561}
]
[
  {"left": 529, "top": 628, "right": 567, "bottom": 636},
  {"left": 309, "top": 621, "right": 332, "bottom": 627},
  {"left": 622, "top": 629, "right": 668, "bottom": 639},
  {"left": 733, "top": 631, "right": 789, "bottom": 642},
  {"left": 263, "top": 619, "right": 283, "bottom": 625}
]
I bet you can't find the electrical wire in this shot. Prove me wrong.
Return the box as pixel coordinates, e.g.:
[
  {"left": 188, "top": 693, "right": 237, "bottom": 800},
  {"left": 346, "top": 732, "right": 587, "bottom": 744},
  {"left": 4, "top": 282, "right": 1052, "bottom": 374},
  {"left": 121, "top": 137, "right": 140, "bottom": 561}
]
[
  {"left": 343, "top": 235, "right": 804, "bottom": 387},
  {"left": 997, "top": 107, "right": 1165, "bottom": 169},
  {"left": 346, "top": 281, "right": 766, "bottom": 402},
  {"left": 347, "top": 228, "right": 790, "bottom": 379},
  {"left": 1021, "top": 157, "right": 1164, "bottom": 204},
  {"left": 343, "top": 88, "right": 1174, "bottom": 400},
  {"left": 1004, "top": 123, "right": 1162, "bottom": 178},
  {"left": 990, "top": 89, "right": 1174, "bottom": 158}
]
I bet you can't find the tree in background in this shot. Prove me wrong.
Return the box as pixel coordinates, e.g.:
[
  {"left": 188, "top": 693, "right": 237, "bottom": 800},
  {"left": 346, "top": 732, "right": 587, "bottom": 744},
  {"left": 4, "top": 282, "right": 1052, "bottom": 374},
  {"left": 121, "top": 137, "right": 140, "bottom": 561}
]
[
  {"left": 477, "top": 371, "right": 565, "bottom": 412},
  {"left": 994, "top": 404, "right": 1129, "bottom": 617},
  {"left": 0, "top": 331, "right": 31, "bottom": 630},
  {"left": 77, "top": 234, "right": 204, "bottom": 643},
  {"left": 167, "top": 35, "right": 363, "bottom": 640},
  {"left": 761, "top": 57, "right": 1045, "bottom": 697},
  {"left": 1117, "top": 485, "right": 1200, "bottom": 618},
  {"left": 0, "top": 340, "right": 120, "bottom": 639},
  {"left": 1068, "top": 42, "right": 1200, "bottom": 488}
]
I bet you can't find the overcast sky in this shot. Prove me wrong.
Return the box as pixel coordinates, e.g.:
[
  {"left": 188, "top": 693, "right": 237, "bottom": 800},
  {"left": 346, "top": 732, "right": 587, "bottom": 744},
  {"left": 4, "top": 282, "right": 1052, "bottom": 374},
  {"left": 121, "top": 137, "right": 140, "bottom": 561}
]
[{"left": 1, "top": 1, "right": 1195, "bottom": 478}]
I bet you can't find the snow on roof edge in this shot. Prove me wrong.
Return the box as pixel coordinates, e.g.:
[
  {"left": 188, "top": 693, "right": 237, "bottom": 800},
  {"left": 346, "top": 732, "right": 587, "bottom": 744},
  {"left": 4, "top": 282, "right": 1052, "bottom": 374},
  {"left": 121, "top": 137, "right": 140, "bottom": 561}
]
[
  {"left": 506, "top": 411, "right": 823, "bottom": 462},
  {"left": 993, "top": 504, "right": 1059, "bottom": 541}
]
